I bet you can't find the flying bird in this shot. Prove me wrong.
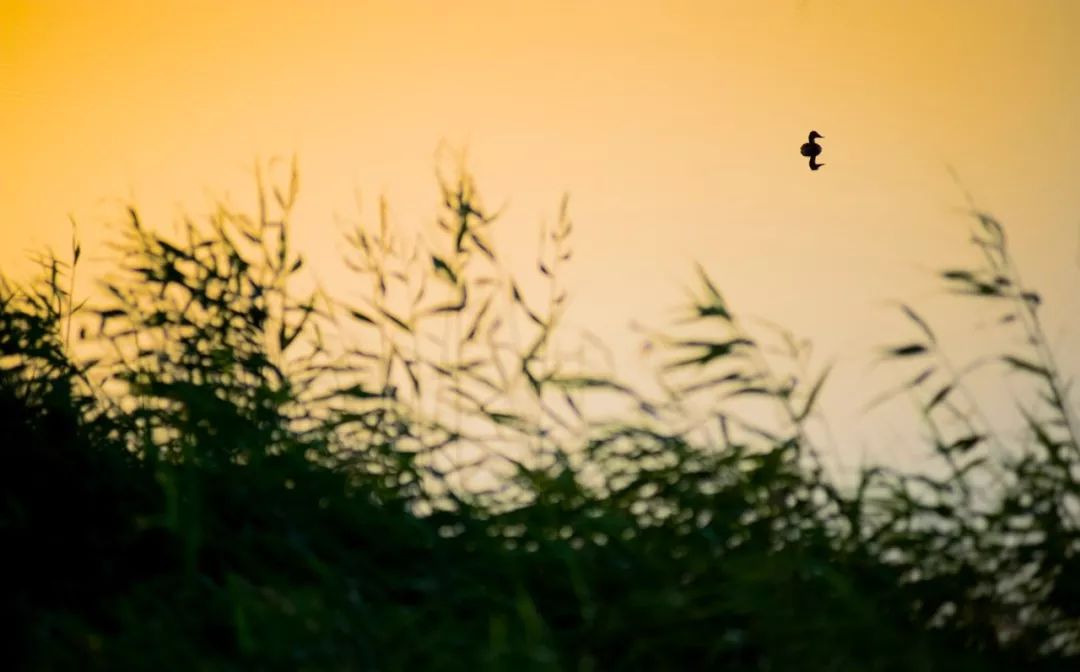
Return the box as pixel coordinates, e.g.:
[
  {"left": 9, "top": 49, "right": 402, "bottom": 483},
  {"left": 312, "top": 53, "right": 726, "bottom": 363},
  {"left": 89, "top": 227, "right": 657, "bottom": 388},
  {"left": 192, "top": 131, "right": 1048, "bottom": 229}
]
[{"left": 800, "top": 130, "right": 824, "bottom": 170}]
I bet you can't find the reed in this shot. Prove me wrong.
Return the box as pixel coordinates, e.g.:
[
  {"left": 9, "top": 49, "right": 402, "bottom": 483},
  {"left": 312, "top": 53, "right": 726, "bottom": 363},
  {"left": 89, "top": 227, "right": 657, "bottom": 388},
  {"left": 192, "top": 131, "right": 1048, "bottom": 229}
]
[{"left": 2, "top": 159, "right": 1076, "bottom": 670}]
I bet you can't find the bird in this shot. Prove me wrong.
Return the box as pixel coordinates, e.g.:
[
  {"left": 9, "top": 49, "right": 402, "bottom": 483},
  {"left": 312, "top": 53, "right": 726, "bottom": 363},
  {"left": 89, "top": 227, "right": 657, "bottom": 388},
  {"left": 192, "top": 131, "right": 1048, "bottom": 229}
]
[{"left": 800, "top": 131, "right": 824, "bottom": 170}]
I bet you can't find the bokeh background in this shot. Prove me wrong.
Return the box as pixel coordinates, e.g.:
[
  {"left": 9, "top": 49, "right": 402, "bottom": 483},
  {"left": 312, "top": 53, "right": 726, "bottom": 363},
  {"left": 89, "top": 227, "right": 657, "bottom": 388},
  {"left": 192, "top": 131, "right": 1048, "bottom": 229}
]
[{"left": 4, "top": 0, "right": 1079, "bottom": 472}]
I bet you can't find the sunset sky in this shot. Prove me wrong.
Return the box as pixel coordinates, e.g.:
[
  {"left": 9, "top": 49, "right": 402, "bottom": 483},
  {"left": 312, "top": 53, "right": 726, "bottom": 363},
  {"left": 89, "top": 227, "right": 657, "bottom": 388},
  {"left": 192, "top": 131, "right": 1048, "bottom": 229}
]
[{"left": 4, "top": 0, "right": 1080, "bottom": 468}]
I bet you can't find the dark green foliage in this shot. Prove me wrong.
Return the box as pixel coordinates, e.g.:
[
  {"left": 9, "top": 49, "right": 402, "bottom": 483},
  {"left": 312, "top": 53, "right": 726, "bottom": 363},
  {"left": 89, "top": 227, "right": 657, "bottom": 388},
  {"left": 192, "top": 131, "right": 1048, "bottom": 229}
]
[{"left": 2, "top": 164, "right": 1077, "bottom": 670}]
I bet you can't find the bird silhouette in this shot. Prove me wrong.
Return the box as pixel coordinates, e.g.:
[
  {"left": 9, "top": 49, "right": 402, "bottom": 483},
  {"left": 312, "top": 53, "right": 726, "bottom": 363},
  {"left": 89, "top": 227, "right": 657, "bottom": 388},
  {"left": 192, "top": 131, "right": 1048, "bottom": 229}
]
[{"left": 800, "top": 130, "right": 824, "bottom": 170}]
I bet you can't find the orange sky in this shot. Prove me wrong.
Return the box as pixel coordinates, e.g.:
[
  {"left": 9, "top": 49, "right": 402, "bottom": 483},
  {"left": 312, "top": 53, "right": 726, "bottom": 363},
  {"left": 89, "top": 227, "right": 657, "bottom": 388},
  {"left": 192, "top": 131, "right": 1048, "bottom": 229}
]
[{"left": 3, "top": 0, "right": 1080, "bottom": 468}]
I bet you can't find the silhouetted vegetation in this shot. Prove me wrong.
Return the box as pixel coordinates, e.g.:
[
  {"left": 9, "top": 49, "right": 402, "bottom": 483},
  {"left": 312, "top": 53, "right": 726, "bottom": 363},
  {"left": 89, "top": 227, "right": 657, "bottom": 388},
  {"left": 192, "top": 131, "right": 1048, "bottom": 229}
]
[{"left": 3, "top": 160, "right": 1078, "bottom": 670}]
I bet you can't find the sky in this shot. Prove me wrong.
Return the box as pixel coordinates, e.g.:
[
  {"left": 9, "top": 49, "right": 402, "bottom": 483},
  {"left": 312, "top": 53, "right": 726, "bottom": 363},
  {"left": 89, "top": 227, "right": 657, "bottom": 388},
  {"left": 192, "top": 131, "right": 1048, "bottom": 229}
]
[{"left": 3, "top": 0, "right": 1080, "bottom": 470}]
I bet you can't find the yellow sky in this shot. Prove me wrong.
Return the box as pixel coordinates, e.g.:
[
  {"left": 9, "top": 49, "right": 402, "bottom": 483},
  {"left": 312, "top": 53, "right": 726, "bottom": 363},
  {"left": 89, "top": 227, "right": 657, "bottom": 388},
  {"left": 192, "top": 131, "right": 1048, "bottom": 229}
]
[{"left": 3, "top": 0, "right": 1080, "bottom": 466}]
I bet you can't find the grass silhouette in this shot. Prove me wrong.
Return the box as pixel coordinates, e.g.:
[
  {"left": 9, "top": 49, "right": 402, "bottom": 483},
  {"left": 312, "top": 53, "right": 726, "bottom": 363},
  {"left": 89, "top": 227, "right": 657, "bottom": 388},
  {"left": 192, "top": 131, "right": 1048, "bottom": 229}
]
[{"left": 2, "top": 159, "right": 1078, "bottom": 670}]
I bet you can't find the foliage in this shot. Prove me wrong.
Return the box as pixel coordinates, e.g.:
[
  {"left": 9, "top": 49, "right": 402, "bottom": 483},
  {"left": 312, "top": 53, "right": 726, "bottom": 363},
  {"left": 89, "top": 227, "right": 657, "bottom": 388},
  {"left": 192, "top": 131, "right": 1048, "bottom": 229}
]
[{"left": 2, "top": 161, "right": 1077, "bottom": 670}]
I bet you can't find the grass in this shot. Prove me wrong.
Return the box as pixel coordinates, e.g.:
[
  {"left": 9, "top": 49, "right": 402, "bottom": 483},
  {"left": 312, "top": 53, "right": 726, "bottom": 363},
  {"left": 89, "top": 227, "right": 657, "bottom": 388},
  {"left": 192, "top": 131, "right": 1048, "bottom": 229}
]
[{"left": 2, "top": 159, "right": 1078, "bottom": 670}]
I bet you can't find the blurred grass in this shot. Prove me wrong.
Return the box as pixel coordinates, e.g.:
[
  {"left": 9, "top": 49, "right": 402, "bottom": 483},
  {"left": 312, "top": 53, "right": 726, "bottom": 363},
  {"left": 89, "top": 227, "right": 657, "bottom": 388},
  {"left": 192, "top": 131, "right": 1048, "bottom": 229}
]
[{"left": 2, "top": 159, "right": 1078, "bottom": 670}]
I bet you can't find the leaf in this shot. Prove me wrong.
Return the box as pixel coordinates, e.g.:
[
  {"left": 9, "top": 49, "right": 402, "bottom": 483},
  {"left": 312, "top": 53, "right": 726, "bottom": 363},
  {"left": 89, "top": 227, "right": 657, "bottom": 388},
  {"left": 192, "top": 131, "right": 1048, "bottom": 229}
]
[
  {"left": 322, "top": 384, "right": 382, "bottom": 401},
  {"left": 549, "top": 376, "right": 632, "bottom": 395},
  {"left": 288, "top": 154, "right": 300, "bottom": 206},
  {"left": 431, "top": 255, "right": 458, "bottom": 284},
  {"left": 795, "top": 365, "right": 831, "bottom": 422},
  {"left": 899, "top": 304, "right": 936, "bottom": 344},
  {"left": 522, "top": 365, "right": 543, "bottom": 397},
  {"left": 455, "top": 219, "right": 469, "bottom": 252},
  {"left": 446, "top": 385, "right": 485, "bottom": 410},
  {"left": 489, "top": 411, "right": 529, "bottom": 431},
  {"left": 697, "top": 264, "right": 723, "bottom": 303},
  {"left": 96, "top": 308, "right": 127, "bottom": 321},
  {"left": 511, "top": 284, "right": 545, "bottom": 327},
  {"left": 1002, "top": 355, "right": 1050, "bottom": 378},
  {"left": 435, "top": 286, "right": 468, "bottom": 314},
  {"left": 694, "top": 264, "right": 731, "bottom": 320},
  {"left": 379, "top": 307, "right": 413, "bottom": 333},
  {"left": 907, "top": 366, "right": 935, "bottom": 388},
  {"left": 975, "top": 211, "right": 1004, "bottom": 240},
  {"left": 470, "top": 233, "right": 495, "bottom": 260},
  {"left": 724, "top": 386, "right": 773, "bottom": 399},
  {"left": 402, "top": 359, "right": 420, "bottom": 395},
  {"left": 886, "top": 343, "right": 928, "bottom": 358},
  {"left": 525, "top": 308, "right": 545, "bottom": 328},
  {"left": 925, "top": 385, "right": 952, "bottom": 412},
  {"left": 413, "top": 277, "right": 427, "bottom": 305},
  {"left": 564, "top": 392, "right": 582, "bottom": 419},
  {"left": 944, "top": 434, "right": 984, "bottom": 454},
  {"left": 665, "top": 338, "right": 753, "bottom": 369},
  {"left": 427, "top": 362, "right": 452, "bottom": 377},
  {"left": 348, "top": 308, "right": 377, "bottom": 325},
  {"left": 678, "top": 372, "right": 746, "bottom": 395},
  {"left": 967, "top": 283, "right": 1003, "bottom": 297},
  {"left": 453, "top": 359, "right": 485, "bottom": 373},
  {"left": 461, "top": 369, "right": 501, "bottom": 393},
  {"left": 429, "top": 302, "right": 466, "bottom": 315},
  {"left": 464, "top": 297, "right": 492, "bottom": 341},
  {"left": 942, "top": 269, "right": 977, "bottom": 283}
]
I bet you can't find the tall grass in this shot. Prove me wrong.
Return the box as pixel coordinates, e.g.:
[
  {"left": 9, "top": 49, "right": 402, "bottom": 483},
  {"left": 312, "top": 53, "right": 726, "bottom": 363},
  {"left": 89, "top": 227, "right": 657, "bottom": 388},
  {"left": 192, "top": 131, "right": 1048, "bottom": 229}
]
[{"left": 2, "top": 159, "right": 1077, "bottom": 670}]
